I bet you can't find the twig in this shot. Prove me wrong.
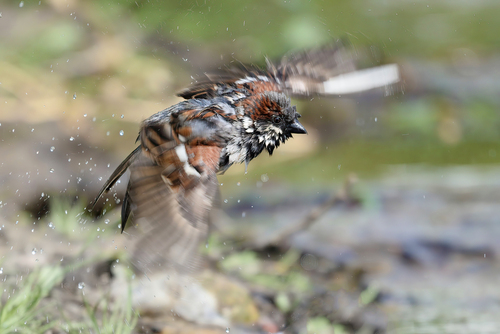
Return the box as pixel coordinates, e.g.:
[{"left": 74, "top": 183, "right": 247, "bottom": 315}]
[{"left": 254, "top": 173, "right": 358, "bottom": 249}]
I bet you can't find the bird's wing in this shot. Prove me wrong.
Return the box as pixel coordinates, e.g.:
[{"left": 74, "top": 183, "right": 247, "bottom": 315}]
[
  {"left": 123, "top": 106, "right": 232, "bottom": 274},
  {"left": 176, "top": 65, "right": 267, "bottom": 100},
  {"left": 271, "top": 40, "right": 400, "bottom": 96},
  {"left": 91, "top": 145, "right": 141, "bottom": 210},
  {"left": 176, "top": 81, "right": 221, "bottom": 100},
  {"left": 178, "top": 40, "right": 399, "bottom": 100}
]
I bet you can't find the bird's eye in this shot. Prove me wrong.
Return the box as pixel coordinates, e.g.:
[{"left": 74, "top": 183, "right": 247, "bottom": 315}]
[{"left": 272, "top": 115, "right": 283, "bottom": 124}]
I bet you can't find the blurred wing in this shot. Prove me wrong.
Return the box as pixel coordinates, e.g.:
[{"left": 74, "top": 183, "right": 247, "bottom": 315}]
[
  {"left": 177, "top": 81, "right": 221, "bottom": 100},
  {"left": 125, "top": 151, "right": 219, "bottom": 274},
  {"left": 123, "top": 107, "right": 230, "bottom": 275},
  {"left": 272, "top": 40, "right": 400, "bottom": 96},
  {"left": 91, "top": 146, "right": 141, "bottom": 211},
  {"left": 320, "top": 64, "right": 399, "bottom": 95},
  {"left": 177, "top": 65, "right": 265, "bottom": 100}
]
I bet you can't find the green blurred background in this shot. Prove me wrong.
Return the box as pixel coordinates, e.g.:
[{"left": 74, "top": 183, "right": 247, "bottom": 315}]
[
  {"left": 2, "top": 0, "right": 500, "bottom": 187},
  {"left": 2, "top": 0, "right": 500, "bottom": 333}
]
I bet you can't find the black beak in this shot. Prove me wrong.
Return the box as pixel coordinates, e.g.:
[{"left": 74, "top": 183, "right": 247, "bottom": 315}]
[{"left": 288, "top": 119, "right": 307, "bottom": 134}]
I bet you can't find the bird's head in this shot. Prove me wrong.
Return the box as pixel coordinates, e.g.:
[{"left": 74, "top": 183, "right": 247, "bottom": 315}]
[{"left": 240, "top": 90, "right": 307, "bottom": 159}]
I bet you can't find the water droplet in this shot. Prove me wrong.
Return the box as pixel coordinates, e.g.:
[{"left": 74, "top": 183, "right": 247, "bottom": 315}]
[
  {"left": 226, "top": 327, "right": 230, "bottom": 333},
  {"left": 236, "top": 182, "right": 241, "bottom": 186},
  {"left": 120, "top": 114, "right": 124, "bottom": 119},
  {"left": 261, "top": 174, "right": 269, "bottom": 182},
  {"left": 119, "top": 130, "right": 124, "bottom": 136},
  {"left": 49, "top": 168, "right": 54, "bottom": 173},
  {"left": 375, "top": 117, "right": 378, "bottom": 122},
  {"left": 73, "top": 93, "right": 77, "bottom": 99},
  {"left": 0, "top": 268, "right": 3, "bottom": 274},
  {"left": 78, "top": 282, "right": 85, "bottom": 289},
  {"left": 48, "top": 222, "right": 54, "bottom": 229},
  {"left": 83, "top": 114, "right": 87, "bottom": 117},
  {"left": 104, "top": 219, "right": 110, "bottom": 225},
  {"left": 69, "top": 136, "right": 74, "bottom": 141},
  {"left": 31, "top": 248, "right": 37, "bottom": 255},
  {"left": 50, "top": 146, "right": 55, "bottom": 152},
  {"left": 338, "top": 164, "right": 341, "bottom": 170},
  {"left": 97, "top": 227, "right": 100, "bottom": 231},
  {"left": 19, "top": 1, "right": 24, "bottom": 7},
  {"left": 223, "top": 199, "right": 228, "bottom": 204}
]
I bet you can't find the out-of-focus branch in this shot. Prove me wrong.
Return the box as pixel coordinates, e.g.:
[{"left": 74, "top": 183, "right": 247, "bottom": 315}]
[{"left": 254, "top": 173, "right": 358, "bottom": 249}]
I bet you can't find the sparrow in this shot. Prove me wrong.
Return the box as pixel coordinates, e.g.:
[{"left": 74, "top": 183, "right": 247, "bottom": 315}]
[{"left": 92, "top": 40, "right": 399, "bottom": 274}]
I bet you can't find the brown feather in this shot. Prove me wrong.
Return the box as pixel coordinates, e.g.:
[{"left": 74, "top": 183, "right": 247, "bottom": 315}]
[
  {"left": 117, "top": 118, "right": 223, "bottom": 274},
  {"left": 125, "top": 152, "right": 218, "bottom": 274}
]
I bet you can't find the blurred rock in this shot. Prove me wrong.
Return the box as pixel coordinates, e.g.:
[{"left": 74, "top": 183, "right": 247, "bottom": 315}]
[{"left": 110, "top": 266, "right": 263, "bottom": 331}]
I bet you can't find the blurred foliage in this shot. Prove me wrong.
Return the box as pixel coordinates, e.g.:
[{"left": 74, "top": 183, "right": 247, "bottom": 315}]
[
  {"left": 45, "top": 196, "right": 92, "bottom": 240},
  {"left": 0, "top": 266, "right": 64, "bottom": 334},
  {"left": 359, "top": 284, "right": 379, "bottom": 306},
  {"left": 307, "top": 316, "right": 348, "bottom": 334},
  {"left": 2, "top": 0, "right": 500, "bottom": 188},
  {"left": 0, "top": 0, "right": 500, "bottom": 184},
  {"left": 76, "top": 288, "right": 138, "bottom": 334},
  {"left": 3, "top": 0, "right": 500, "bottom": 62},
  {"left": 0, "top": 264, "right": 137, "bottom": 334},
  {"left": 220, "top": 249, "right": 312, "bottom": 292}
]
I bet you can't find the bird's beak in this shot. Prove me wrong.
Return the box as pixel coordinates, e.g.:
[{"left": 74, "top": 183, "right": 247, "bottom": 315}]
[{"left": 288, "top": 119, "right": 307, "bottom": 134}]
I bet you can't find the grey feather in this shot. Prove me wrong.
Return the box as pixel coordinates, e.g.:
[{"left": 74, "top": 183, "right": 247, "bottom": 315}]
[{"left": 91, "top": 145, "right": 141, "bottom": 210}]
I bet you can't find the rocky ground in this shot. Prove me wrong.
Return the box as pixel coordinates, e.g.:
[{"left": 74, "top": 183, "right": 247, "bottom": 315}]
[{"left": 2, "top": 157, "right": 500, "bottom": 333}]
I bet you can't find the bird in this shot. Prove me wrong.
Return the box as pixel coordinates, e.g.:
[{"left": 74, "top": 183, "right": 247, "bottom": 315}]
[{"left": 92, "top": 40, "right": 400, "bottom": 274}]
